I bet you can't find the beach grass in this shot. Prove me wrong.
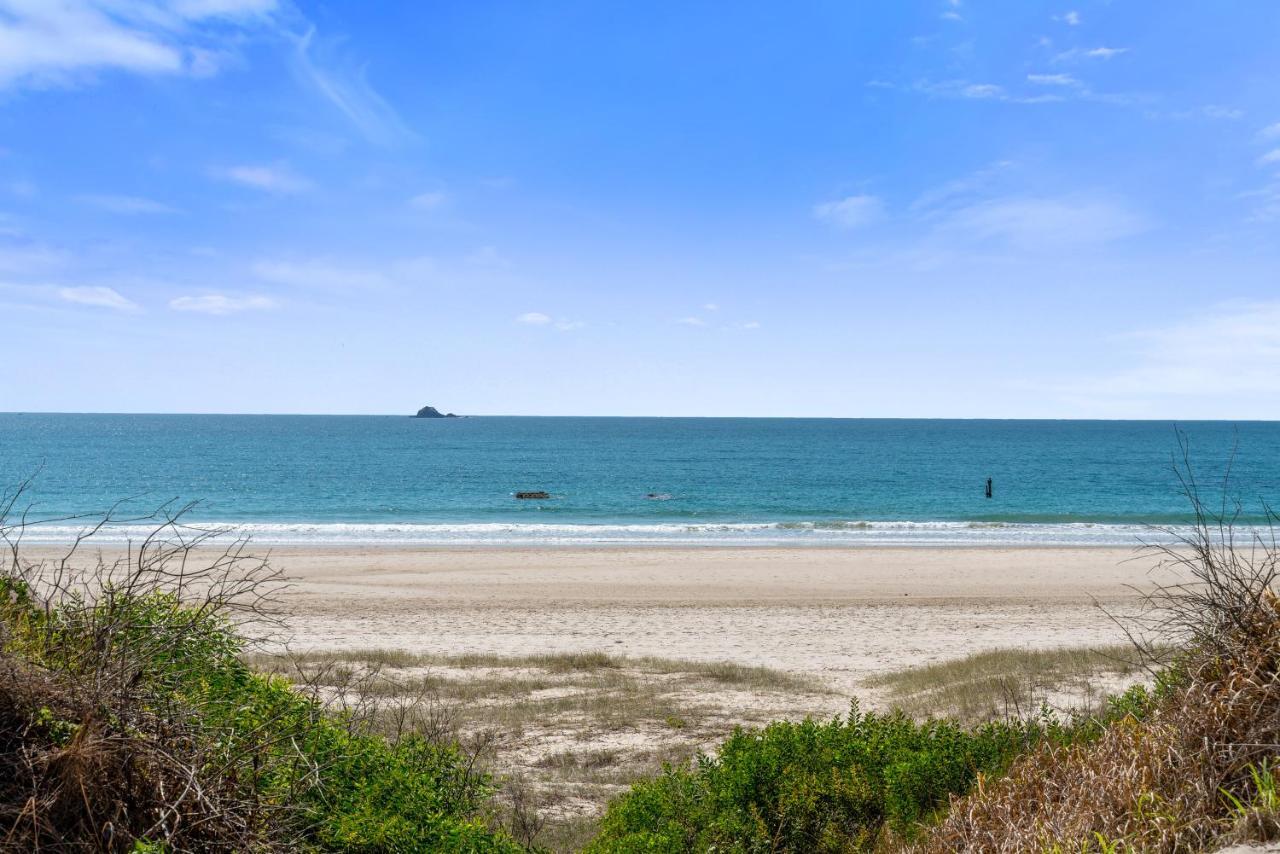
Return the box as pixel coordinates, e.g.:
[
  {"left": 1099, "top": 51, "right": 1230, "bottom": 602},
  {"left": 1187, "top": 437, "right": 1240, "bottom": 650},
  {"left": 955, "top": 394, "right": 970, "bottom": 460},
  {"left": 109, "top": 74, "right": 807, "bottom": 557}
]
[
  {"left": 868, "top": 643, "right": 1155, "bottom": 723},
  {"left": 244, "top": 647, "right": 839, "bottom": 851}
]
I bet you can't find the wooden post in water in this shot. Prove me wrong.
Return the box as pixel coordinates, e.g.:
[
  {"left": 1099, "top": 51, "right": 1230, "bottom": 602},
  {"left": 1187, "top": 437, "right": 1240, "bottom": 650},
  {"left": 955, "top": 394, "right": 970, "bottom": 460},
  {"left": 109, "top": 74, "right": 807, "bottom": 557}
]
[{"left": 985, "top": 477, "right": 993, "bottom": 499}]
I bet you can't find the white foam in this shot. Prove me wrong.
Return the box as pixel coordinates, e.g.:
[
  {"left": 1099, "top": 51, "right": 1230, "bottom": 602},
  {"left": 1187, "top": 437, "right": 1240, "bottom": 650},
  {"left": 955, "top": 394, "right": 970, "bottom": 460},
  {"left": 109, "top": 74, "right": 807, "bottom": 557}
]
[{"left": 9, "top": 519, "right": 1190, "bottom": 547}]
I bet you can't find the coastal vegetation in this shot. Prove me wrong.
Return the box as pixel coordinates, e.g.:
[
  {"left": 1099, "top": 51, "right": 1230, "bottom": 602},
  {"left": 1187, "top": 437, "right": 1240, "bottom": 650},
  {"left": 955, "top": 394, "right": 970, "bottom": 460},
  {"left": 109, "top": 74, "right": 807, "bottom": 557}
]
[
  {"left": 0, "top": 484, "right": 519, "bottom": 852},
  {"left": 2, "top": 459, "right": 1278, "bottom": 852}
]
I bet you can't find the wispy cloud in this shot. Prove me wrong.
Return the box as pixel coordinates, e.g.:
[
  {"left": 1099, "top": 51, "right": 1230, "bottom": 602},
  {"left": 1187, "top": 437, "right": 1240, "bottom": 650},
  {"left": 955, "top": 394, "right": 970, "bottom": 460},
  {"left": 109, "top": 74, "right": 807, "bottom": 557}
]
[
  {"left": 0, "top": 242, "right": 66, "bottom": 273},
  {"left": 1261, "top": 122, "right": 1280, "bottom": 141},
  {"left": 1201, "top": 105, "right": 1244, "bottom": 120},
  {"left": 516, "top": 311, "right": 582, "bottom": 330},
  {"left": 217, "top": 164, "right": 313, "bottom": 194},
  {"left": 813, "top": 194, "right": 884, "bottom": 229},
  {"left": 169, "top": 293, "right": 275, "bottom": 315},
  {"left": 291, "top": 27, "right": 415, "bottom": 147},
  {"left": 252, "top": 258, "right": 392, "bottom": 290},
  {"left": 1053, "top": 46, "right": 1129, "bottom": 63},
  {"left": 1240, "top": 179, "right": 1280, "bottom": 222},
  {"left": 1027, "top": 73, "right": 1079, "bottom": 87},
  {"left": 1148, "top": 104, "right": 1246, "bottom": 121},
  {"left": 910, "top": 160, "right": 1016, "bottom": 214},
  {"left": 676, "top": 316, "right": 707, "bottom": 326},
  {"left": 898, "top": 72, "right": 1137, "bottom": 107},
  {"left": 0, "top": 0, "right": 279, "bottom": 90},
  {"left": 912, "top": 79, "right": 1064, "bottom": 105},
  {"left": 1054, "top": 10, "right": 1081, "bottom": 25},
  {"left": 1258, "top": 149, "right": 1280, "bottom": 167},
  {"left": 408, "top": 191, "right": 447, "bottom": 210},
  {"left": 936, "top": 194, "right": 1148, "bottom": 249},
  {"left": 1055, "top": 301, "right": 1280, "bottom": 402},
  {"left": 57, "top": 285, "right": 140, "bottom": 312},
  {"left": 76, "top": 193, "right": 179, "bottom": 214},
  {"left": 466, "top": 246, "right": 510, "bottom": 268},
  {"left": 958, "top": 83, "right": 1004, "bottom": 99}
]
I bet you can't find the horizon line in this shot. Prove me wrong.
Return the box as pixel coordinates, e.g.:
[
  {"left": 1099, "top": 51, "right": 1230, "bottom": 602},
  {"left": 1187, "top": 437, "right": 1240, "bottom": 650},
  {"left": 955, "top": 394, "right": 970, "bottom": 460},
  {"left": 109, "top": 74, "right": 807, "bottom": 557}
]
[{"left": 2, "top": 411, "right": 1278, "bottom": 423}]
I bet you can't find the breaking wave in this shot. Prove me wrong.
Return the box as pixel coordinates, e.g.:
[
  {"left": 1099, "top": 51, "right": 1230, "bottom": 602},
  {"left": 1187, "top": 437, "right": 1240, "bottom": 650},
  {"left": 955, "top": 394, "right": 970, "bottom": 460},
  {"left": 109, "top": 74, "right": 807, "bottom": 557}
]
[{"left": 11, "top": 519, "right": 1189, "bottom": 547}]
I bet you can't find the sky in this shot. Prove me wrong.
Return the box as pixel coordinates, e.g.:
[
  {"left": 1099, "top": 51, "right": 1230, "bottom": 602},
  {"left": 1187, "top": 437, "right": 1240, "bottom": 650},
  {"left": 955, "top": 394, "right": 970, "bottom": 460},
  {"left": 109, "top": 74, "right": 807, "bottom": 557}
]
[{"left": 2, "top": 1, "right": 1280, "bottom": 418}]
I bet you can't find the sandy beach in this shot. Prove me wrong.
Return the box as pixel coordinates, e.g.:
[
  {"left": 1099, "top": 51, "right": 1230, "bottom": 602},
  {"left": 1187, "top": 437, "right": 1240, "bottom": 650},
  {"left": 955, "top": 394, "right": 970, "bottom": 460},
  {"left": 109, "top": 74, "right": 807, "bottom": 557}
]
[
  {"left": 237, "top": 545, "right": 1173, "bottom": 693},
  {"left": 22, "top": 543, "right": 1177, "bottom": 692}
]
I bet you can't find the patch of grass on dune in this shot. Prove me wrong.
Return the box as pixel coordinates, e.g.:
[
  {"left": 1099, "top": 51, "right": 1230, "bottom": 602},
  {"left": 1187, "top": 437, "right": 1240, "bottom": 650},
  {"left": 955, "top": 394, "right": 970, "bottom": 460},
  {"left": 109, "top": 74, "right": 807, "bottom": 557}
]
[
  {"left": 250, "top": 648, "right": 820, "bottom": 692},
  {"left": 868, "top": 643, "right": 1157, "bottom": 723}
]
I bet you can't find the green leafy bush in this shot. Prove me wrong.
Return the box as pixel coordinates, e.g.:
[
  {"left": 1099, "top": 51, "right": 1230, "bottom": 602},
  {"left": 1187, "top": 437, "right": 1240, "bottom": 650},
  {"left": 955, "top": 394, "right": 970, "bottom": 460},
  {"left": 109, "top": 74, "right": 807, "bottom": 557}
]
[
  {"left": 587, "top": 704, "right": 1040, "bottom": 853},
  {"left": 0, "top": 570, "right": 519, "bottom": 852}
]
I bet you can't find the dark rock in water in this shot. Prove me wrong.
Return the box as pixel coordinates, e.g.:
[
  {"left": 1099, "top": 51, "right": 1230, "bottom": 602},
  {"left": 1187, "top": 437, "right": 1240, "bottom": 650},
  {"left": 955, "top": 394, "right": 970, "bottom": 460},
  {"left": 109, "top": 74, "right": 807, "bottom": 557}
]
[
  {"left": 515, "top": 491, "right": 551, "bottom": 500},
  {"left": 413, "top": 405, "right": 459, "bottom": 418}
]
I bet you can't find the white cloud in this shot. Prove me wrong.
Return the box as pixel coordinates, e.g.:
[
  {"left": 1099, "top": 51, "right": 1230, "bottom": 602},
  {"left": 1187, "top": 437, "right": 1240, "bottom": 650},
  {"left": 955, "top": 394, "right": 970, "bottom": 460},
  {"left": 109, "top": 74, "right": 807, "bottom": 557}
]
[
  {"left": 912, "top": 73, "right": 1144, "bottom": 107},
  {"left": 466, "top": 246, "right": 510, "bottom": 268},
  {"left": 291, "top": 27, "right": 414, "bottom": 147},
  {"left": 1258, "top": 149, "right": 1280, "bottom": 167},
  {"left": 1240, "top": 178, "right": 1280, "bottom": 222},
  {"left": 57, "top": 285, "right": 139, "bottom": 312},
  {"left": 76, "top": 193, "right": 178, "bottom": 214},
  {"left": 813, "top": 194, "right": 884, "bottom": 229},
  {"left": 1027, "top": 73, "right": 1079, "bottom": 87},
  {"left": 1054, "top": 46, "right": 1129, "bottom": 62},
  {"left": 913, "top": 79, "right": 1066, "bottom": 105},
  {"left": 408, "top": 191, "right": 447, "bottom": 210},
  {"left": 938, "top": 194, "right": 1148, "bottom": 248},
  {"left": 676, "top": 316, "right": 706, "bottom": 326},
  {"left": 515, "top": 311, "right": 582, "bottom": 330},
  {"left": 1201, "top": 105, "right": 1244, "bottom": 120},
  {"left": 169, "top": 293, "right": 275, "bottom": 315},
  {"left": 741, "top": 321, "right": 761, "bottom": 330},
  {"left": 0, "top": 243, "right": 66, "bottom": 273},
  {"left": 910, "top": 160, "right": 1016, "bottom": 214},
  {"left": 704, "top": 303, "right": 719, "bottom": 311},
  {"left": 1054, "top": 10, "right": 1081, "bottom": 25},
  {"left": 252, "top": 259, "right": 390, "bottom": 290},
  {"left": 170, "top": 0, "right": 276, "bottom": 16},
  {"left": 960, "top": 83, "right": 1004, "bottom": 99},
  {"left": 218, "top": 164, "right": 312, "bottom": 193},
  {"left": 1058, "top": 301, "right": 1280, "bottom": 402},
  {"left": 0, "top": 0, "right": 278, "bottom": 90},
  {"left": 941, "top": 11, "right": 962, "bottom": 21},
  {"left": 1261, "top": 123, "right": 1280, "bottom": 141}
]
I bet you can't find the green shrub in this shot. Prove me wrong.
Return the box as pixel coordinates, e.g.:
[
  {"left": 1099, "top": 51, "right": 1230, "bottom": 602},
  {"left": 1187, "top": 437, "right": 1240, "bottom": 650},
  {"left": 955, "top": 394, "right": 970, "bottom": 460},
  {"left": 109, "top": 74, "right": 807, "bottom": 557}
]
[
  {"left": 0, "top": 574, "right": 519, "bottom": 852},
  {"left": 587, "top": 703, "right": 1039, "bottom": 853}
]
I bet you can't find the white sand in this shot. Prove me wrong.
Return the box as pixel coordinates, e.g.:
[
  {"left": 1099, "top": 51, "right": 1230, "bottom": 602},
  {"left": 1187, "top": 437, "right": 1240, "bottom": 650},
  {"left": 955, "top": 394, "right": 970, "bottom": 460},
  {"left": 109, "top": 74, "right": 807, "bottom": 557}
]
[{"left": 257, "top": 545, "right": 1174, "bottom": 693}]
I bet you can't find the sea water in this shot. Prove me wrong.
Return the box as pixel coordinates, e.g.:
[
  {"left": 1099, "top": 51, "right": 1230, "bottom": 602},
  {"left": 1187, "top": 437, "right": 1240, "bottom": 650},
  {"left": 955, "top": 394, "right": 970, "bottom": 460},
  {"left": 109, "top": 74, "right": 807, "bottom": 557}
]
[{"left": 1, "top": 414, "right": 1278, "bottom": 546}]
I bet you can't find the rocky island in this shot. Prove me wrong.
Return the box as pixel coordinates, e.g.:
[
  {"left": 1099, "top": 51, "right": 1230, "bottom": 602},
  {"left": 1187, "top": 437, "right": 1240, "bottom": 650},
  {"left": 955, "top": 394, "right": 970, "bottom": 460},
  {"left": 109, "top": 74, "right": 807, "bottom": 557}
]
[{"left": 412, "top": 405, "right": 460, "bottom": 418}]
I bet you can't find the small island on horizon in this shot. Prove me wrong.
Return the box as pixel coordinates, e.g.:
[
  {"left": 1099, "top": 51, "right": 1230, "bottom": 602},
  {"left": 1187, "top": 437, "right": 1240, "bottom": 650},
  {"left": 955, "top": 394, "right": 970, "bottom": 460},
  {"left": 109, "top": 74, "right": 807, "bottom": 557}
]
[{"left": 413, "top": 405, "right": 460, "bottom": 418}]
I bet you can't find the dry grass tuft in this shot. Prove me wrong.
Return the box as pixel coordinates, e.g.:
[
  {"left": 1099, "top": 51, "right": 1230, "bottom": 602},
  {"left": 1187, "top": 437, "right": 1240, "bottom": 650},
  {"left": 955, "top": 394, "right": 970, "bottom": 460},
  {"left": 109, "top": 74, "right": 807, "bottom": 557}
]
[
  {"left": 870, "top": 643, "right": 1153, "bottom": 724},
  {"left": 912, "top": 442, "right": 1280, "bottom": 853}
]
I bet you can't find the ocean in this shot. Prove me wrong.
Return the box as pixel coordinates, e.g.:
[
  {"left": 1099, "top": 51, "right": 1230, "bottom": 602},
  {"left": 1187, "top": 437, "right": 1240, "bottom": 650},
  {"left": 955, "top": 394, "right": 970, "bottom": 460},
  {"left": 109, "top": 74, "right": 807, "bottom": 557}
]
[{"left": 1, "top": 414, "right": 1278, "bottom": 546}]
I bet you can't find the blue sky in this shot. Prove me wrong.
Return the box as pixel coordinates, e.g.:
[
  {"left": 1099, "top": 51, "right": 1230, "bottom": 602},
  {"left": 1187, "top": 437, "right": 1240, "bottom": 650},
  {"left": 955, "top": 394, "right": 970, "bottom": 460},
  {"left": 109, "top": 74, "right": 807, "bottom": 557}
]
[{"left": 2, "top": 1, "right": 1279, "bottom": 417}]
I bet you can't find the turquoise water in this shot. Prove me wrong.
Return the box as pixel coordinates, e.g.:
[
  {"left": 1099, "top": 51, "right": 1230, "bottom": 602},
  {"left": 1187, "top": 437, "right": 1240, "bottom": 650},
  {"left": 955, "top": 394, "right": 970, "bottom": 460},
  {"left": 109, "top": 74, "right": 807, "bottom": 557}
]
[{"left": 1, "top": 415, "right": 1278, "bottom": 545}]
